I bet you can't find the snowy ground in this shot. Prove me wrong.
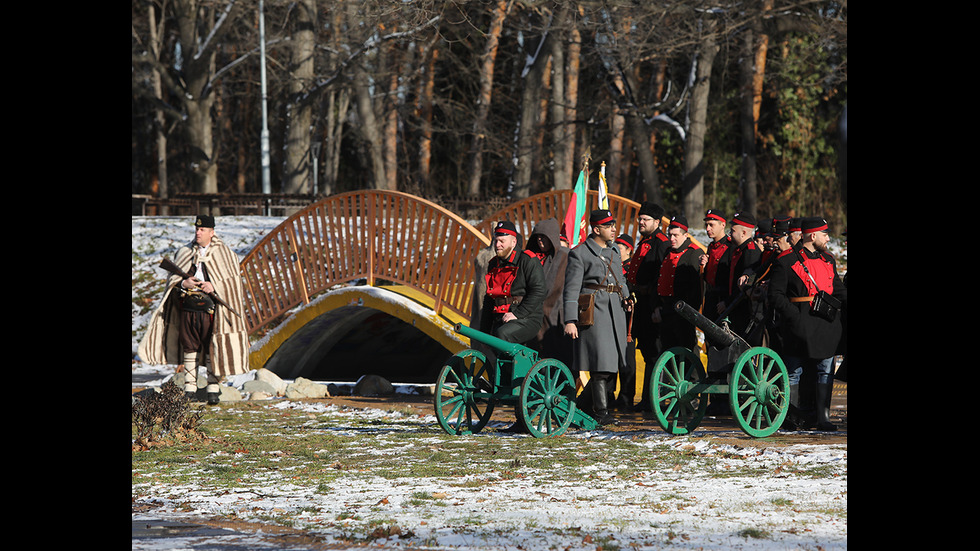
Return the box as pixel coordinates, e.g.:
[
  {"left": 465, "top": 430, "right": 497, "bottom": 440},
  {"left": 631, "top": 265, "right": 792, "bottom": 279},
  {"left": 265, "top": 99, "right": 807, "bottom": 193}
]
[
  {"left": 132, "top": 391, "right": 846, "bottom": 551},
  {"left": 132, "top": 216, "right": 846, "bottom": 550}
]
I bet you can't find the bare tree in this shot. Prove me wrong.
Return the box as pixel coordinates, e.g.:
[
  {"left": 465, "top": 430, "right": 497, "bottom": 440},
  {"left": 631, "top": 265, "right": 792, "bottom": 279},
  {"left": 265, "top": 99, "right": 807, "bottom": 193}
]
[
  {"left": 281, "top": 0, "right": 318, "bottom": 195},
  {"left": 736, "top": 0, "right": 773, "bottom": 217},
  {"left": 680, "top": 18, "right": 719, "bottom": 223},
  {"left": 465, "top": 0, "right": 514, "bottom": 197},
  {"left": 510, "top": 8, "right": 553, "bottom": 199},
  {"left": 175, "top": 0, "right": 241, "bottom": 194}
]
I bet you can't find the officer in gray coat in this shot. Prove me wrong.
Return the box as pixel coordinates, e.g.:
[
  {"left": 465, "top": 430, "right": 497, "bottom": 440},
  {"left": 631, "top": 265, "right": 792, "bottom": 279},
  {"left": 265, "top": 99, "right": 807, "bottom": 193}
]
[{"left": 562, "top": 209, "right": 631, "bottom": 426}]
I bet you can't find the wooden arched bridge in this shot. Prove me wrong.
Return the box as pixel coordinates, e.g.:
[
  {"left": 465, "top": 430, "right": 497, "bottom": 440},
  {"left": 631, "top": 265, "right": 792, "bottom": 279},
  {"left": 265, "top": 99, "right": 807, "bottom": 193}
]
[{"left": 239, "top": 189, "right": 683, "bottom": 381}]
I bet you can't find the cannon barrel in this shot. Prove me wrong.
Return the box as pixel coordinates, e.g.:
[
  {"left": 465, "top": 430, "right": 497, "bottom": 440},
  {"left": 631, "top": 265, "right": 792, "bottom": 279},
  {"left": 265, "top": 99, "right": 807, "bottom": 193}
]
[
  {"left": 673, "top": 300, "right": 736, "bottom": 349},
  {"left": 453, "top": 323, "right": 535, "bottom": 359}
]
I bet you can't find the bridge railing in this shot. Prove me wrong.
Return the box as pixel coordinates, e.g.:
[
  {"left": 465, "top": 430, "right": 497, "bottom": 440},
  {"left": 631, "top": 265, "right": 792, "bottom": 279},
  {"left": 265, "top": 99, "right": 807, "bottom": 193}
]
[
  {"left": 474, "top": 190, "right": 643, "bottom": 242},
  {"left": 474, "top": 190, "right": 702, "bottom": 250},
  {"left": 239, "top": 190, "right": 491, "bottom": 335}
]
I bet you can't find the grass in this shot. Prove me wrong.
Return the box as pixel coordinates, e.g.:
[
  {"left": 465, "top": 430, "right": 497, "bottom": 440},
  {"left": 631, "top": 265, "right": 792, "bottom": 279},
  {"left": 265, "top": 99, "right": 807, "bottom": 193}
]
[{"left": 132, "top": 398, "right": 847, "bottom": 548}]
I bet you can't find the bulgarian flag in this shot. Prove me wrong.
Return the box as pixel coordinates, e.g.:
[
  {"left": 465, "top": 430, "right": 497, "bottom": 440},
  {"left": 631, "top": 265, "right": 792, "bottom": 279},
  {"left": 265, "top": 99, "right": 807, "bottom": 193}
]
[{"left": 562, "top": 163, "right": 589, "bottom": 246}]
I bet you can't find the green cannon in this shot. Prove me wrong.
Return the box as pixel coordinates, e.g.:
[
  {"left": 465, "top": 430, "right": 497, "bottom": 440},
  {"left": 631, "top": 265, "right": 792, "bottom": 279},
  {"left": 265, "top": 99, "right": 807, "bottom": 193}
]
[
  {"left": 433, "top": 323, "right": 597, "bottom": 437},
  {"left": 647, "top": 300, "right": 790, "bottom": 438}
]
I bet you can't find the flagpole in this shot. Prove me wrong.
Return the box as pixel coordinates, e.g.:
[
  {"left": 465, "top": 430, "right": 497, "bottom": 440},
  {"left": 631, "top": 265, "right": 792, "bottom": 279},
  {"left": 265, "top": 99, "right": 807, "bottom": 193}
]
[
  {"left": 580, "top": 153, "right": 590, "bottom": 244},
  {"left": 598, "top": 161, "right": 609, "bottom": 210}
]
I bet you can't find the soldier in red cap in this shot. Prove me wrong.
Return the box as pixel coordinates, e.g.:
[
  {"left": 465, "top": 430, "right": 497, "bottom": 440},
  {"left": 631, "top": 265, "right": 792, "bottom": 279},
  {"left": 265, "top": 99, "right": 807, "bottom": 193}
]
[
  {"left": 624, "top": 202, "right": 669, "bottom": 411},
  {"left": 700, "top": 209, "right": 731, "bottom": 322},
  {"left": 479, "top": 220, "right": 546, "bottom": 346},
  {"left": 768, "top": 217, "right": 847, "bottom": 431},
  {"left": 716, "top": 212, "right": 762, "bottom": 338},
  {"left": 652, "top": 215, "right": 705, "bottom": 352}
]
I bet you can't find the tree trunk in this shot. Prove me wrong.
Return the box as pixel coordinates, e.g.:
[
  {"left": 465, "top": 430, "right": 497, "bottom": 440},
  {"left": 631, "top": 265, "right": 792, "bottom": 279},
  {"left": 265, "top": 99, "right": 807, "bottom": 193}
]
[
  {"left": 322, "top": 88, "right": 349, "bottom": 196},
  {"left": 738, "top": 0, "right": 772, "bottom": 217},
  {"left": 681, "top": 23, "right": 719, "bottom": 224},
  {"left": 281, "top": 0, "right": 317, "bottom": 195},
  {"left": 466, "top": 0, "right": 513, "bottom": 197},
  {"left": 511, "top": 33, "right": 549, "bottom": 199},
  {"left": 608, "top": 64, "right": 627, "bottom": 197},
  {"left": 626, "top": 113, "right": 661, "bottom": 205},
  {"left": 562, "top": 24, "right": 581, "bottom": 190},
  {"left": 147, "top": 2, "right": 170, "bottom": 213},
  {"left": 173, "top": 0, "right": 230, "bottom": 195},
  {"left": 418, "top": 45, "right": 438, "bottom": 194},
  {"left": 354, "top": 64, "right": 388, "bottom": 190},
  {"left": 534, "top": 56, "right": 552, "bottom": 193},
  {"left": 322, "top": 3, "right": 348, "bottom": 197},
  {"left": 549, "top": 13, "right": 569, "bottom": 191},
  {"left": 382, "top": 46, "right": 401, "bottom": 192}
]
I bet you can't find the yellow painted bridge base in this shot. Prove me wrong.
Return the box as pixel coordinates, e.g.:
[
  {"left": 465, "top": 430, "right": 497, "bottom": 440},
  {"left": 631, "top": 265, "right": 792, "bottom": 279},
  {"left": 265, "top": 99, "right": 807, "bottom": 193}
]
[
  {"left": 248, "top": 283, "right": 661, "bottom": 400},
  {"left": 249, "top": 285, "right": 471, "bottom": 374}
]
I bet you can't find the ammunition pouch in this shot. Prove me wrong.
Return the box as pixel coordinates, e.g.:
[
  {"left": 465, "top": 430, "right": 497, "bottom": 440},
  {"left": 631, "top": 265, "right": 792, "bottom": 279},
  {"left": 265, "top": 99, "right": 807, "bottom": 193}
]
[
  {"left": 180, "top": 288, "right": 215, "bottom": 314},
  {"left": 809, "top": 290, "right": 840, "bottom": 322}
]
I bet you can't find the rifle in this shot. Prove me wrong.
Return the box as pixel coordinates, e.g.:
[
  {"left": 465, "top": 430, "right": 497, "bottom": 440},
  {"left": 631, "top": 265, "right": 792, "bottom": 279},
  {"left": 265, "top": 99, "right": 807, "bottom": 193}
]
[{"left": 159, "top": 257, "right": 242, "bottom": 319}]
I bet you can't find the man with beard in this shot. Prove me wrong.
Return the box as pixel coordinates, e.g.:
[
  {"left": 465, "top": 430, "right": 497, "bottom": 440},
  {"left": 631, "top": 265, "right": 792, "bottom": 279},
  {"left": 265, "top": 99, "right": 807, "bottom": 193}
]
[
  {"left": 769, "top": 217, "right": 847, "bottom": 431},
  {"left": 479, "top": 220, "right": 546, "bottom": 346},
  {"left": 624, "top": 202, "right": 669, "bottom": 411},
  {"left": 563, "top": 210, "right": 631, "bottom": 426},
  {"left": 138, "top": 215, "right": 250, "bottom": 405}
]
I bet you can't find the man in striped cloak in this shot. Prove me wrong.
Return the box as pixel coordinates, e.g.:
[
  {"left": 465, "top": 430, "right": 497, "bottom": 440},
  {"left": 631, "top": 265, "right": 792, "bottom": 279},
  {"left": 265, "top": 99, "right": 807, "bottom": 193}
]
[{"left": 138, "top": 215, "right": 250, "bottom": 404}]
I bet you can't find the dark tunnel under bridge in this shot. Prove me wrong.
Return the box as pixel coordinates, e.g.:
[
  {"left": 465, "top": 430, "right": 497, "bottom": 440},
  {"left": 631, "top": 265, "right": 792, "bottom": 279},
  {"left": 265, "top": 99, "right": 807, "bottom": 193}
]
[{"left": 254, "top": 286, "right": 470, "bottom": 384}]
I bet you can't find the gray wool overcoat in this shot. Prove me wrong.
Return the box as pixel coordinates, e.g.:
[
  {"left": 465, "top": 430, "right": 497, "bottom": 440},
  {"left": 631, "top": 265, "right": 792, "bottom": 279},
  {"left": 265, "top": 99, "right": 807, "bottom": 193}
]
[{"left": 562, "top": 237, "right": 630, "bottom": 374}]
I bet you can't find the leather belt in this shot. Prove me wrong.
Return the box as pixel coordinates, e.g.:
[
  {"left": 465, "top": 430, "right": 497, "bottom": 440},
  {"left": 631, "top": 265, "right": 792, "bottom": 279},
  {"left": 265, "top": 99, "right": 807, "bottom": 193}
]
[
  {"left": 493, "top": 296, "right": 524, "bottom": 307},
  {"left": 790, "top": 296, "right": 814, "bottom": 303},
  {"left": 585, "top": 283, "right": 621, "bottom": 293}
]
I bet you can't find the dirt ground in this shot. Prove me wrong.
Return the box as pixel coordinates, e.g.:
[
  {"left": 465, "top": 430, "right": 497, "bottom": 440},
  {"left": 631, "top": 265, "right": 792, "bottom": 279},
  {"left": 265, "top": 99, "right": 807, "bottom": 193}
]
[
  {"left": 314, "top": 381, "right": 848, "bottom": 449},
  {"left": 133, "top": 381, "right": 846, "bottom": 449}
]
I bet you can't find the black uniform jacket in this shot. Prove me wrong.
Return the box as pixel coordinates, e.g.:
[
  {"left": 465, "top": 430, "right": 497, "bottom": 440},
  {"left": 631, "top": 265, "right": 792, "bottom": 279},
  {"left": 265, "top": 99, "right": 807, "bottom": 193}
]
[
  {"left": 768, "top": 243, "right": 847, "bottom": 359},
  {"left": 480, "top": 246, "right": 546, "bottom": 335},
  {"left": 653, "top": 239, "right": 705, "bottom": 312}
]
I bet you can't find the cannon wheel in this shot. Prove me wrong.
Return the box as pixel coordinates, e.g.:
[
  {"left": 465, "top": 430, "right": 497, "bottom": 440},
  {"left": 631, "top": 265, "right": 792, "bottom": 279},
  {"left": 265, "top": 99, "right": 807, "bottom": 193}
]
[
  {"left": 518, "top": 359, "right": 578, "bottom": 438},
  {"left": 729, "top": 347, "right": 790, "bottom": 438},
  {"left": 434, "top": 350, "right": 496, "bottom": 435},
  {"left": 649, "top": 347, "right": 708, "bottom": 435}
]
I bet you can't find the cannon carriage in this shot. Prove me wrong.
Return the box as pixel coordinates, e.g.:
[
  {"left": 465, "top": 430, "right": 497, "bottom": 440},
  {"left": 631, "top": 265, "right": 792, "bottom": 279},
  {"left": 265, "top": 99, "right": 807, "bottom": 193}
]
[
  {"left": 433, "top": 323, "right": 598, "bottom": 438},
  {"left": 648, "top": 301, "right": 790, "bottom": 438}
]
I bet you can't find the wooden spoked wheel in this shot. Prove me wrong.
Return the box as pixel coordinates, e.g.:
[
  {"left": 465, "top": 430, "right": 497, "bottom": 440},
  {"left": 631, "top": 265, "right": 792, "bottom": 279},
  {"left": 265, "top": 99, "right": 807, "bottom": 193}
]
[
  {"left": 649, "top": 347, "right": 709, "bottom": 435},
  {"left": 730, "top": 347, "right": 790, "bottom": 438},
  {"left": 518, "top": 359, "right": 577, "bottom": 437},
  {"left": 434, "top": 350, "right": 496, "bottom": 435}
]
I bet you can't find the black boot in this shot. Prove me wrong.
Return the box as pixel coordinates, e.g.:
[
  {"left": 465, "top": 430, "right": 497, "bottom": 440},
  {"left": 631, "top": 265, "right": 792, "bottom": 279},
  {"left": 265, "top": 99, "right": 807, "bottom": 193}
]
[
  {"left": 500, "top": 421, "right": 529, "bottom": 434},
  {"left": 816, "top": 382, "right": 837, "bottom": 431},
  {"left": 592, "top": 374, "right": 616, "bottom": 426},
  {"left": 207, "top": 392, "right": 220, "bottom": 406},
  {"left": 781, "top": 384, "right": 801, "bottom": 431}
]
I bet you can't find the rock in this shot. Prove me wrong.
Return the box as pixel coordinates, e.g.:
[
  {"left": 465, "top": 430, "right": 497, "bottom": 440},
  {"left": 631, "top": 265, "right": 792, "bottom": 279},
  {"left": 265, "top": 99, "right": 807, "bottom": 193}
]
[
  {"left": 285, "top": 377, "right": 331, "bottom": 400},
  {"left": 249, "top": 391, "right": 274, "bottom": 401},
  {"left": 218, "top": 385, "right": 242, "bottom": 402},
  {"left": 352, "top": 375, "right": 395, "bottom": 396},
  {"left": 254, "top": 368, "right": 287, "bottom": 396},
  {"left": 242, "top": 379, "right": 277, "bottom": 396}
]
